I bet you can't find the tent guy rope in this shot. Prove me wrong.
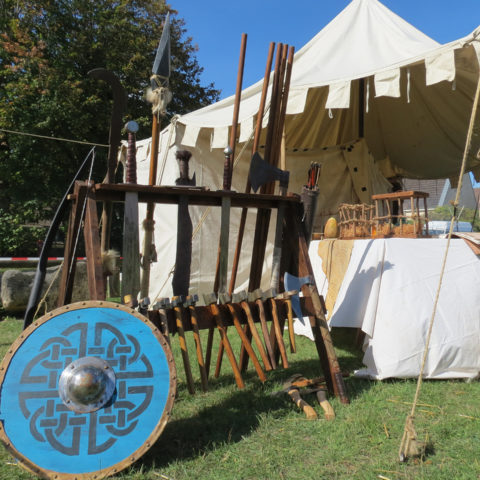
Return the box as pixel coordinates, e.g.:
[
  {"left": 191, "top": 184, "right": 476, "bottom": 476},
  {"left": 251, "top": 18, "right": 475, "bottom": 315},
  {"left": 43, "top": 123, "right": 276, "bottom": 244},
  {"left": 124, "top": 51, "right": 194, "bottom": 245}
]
[
  {"left": 399, "top": 65, "right": 480, "bottom": 463},
  {"left": 0, "top": 127, "right": 109, "bottom": 147}
]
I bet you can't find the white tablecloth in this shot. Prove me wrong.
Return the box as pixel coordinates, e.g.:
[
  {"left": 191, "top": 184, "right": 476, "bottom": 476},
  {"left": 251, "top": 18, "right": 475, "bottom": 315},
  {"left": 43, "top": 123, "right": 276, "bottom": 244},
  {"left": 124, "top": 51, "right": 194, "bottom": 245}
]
[{"left": 308, "top": 239, "right": 480, "bottom": 379}]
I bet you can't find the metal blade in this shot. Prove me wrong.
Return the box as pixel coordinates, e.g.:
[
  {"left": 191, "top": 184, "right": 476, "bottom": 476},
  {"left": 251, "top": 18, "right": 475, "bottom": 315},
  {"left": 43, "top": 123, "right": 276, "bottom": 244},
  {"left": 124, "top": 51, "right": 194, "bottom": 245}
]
[
  {"left": 151, "top": 12, "right": 171, "bottom": 88},
  {"left": 284, "top": 272, "right": 313, "bottom": 324},
  {"left": 249, "top": 152, "right": 289, "bottom": 193}
]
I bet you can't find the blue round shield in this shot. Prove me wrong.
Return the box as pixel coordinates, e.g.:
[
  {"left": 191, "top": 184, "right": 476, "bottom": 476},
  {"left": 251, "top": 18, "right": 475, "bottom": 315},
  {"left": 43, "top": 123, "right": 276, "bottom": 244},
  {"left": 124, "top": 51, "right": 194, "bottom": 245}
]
[{"left": 0, "top": 301, "right": 176, "bottom": 479}]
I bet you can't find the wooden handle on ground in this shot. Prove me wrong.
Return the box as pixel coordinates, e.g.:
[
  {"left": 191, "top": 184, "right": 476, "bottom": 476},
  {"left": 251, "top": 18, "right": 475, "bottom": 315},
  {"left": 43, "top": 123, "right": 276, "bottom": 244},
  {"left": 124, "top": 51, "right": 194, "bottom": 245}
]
[{"left": 287, "top": 389, "right": 317, "bottom": 420}]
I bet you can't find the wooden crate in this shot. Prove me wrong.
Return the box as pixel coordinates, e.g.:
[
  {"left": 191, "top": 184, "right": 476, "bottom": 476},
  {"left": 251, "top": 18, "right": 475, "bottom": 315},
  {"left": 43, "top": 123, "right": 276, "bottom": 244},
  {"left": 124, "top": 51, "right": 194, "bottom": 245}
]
[
  {"left": 338, "top": 203, "right": 375, "bottom": 239},
  {"left": 371, "top": 190, "right": 429, "bottom": 238}
]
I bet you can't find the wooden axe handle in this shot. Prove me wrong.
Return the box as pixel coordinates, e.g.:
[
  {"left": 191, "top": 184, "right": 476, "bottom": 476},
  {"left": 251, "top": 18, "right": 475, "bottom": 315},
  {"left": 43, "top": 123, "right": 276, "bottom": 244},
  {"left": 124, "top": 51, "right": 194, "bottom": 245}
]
[{"left": 287, "top": 389, "right": 317, "bottom": 420}]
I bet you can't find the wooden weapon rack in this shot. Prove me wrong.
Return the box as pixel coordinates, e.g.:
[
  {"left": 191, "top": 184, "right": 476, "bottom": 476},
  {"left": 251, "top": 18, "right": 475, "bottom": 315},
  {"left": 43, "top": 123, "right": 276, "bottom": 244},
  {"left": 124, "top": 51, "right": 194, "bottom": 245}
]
[{"left": 57, "top": 181, "right": 349, "bottom": 404}]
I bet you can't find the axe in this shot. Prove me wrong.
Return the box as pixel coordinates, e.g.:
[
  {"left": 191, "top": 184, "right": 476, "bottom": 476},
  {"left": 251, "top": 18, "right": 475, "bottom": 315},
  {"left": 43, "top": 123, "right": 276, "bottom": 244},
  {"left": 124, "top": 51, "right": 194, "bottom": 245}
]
[
  {"left": 121, "top": 121, "right": 141, "bottom": 303},
  {"left": 283, "top": 272, "right": 314, "bottom": 324},
  {"left": 279, "top": 373, "right": 335, "bottom": 420},
  {"left": 248, "top": 152, "right": 289, "bottom": 194},
  {"left": 274, "top": 375, "right": 317, "bottom": 420},
  {"left": 249, "top": 153, "right": 290, "bottom": 291}
]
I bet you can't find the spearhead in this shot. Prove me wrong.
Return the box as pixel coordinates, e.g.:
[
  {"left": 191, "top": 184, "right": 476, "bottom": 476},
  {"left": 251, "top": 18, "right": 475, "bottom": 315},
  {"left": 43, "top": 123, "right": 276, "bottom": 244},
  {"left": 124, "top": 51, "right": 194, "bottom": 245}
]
[{"left": 151, "top": 12, "right": 171, "bottom": 90}]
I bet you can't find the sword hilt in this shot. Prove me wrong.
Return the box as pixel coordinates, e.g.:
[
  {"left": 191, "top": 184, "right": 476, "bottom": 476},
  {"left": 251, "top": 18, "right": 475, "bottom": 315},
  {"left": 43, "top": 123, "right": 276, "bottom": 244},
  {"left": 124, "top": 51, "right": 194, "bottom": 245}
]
[
  {"left": 125, "top": 121, "right": 139, "bottom": 184},
  {"left": 223, "top": 146, "right": 233, "bottom": 191},
  {"left": 175, "top": 150, "right": 193, "bottom": 185}
]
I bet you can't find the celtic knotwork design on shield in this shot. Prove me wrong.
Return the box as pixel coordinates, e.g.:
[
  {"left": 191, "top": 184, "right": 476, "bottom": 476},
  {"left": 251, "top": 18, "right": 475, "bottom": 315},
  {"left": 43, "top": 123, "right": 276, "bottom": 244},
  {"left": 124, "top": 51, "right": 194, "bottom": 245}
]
[{"left": 18, "top": 321, "right": 154, "bottom": 456}]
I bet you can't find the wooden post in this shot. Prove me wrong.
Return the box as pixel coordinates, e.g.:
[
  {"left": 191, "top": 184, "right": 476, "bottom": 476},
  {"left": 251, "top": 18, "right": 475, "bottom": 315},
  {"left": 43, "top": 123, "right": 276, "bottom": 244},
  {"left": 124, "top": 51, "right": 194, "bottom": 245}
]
[{"left": 58, "top": 181, "right": 89, "bottom": 307}]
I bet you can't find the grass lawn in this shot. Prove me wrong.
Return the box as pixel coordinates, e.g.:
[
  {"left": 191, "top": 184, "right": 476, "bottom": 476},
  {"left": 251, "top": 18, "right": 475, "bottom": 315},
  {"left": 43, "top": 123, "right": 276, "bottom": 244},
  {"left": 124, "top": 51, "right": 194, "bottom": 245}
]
[{"left": 0, "top": 317, "right": 478, "bottom": 479}]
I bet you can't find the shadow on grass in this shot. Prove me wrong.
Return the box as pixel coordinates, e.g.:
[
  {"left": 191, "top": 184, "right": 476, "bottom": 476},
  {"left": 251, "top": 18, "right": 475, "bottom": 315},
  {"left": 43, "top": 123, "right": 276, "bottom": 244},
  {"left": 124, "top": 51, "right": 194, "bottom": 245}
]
[
  {"left": 139, "top": 343, "right": 374, "bottom": 471},
  {"left": 141, "top": 381, "right": 287, "bottom": 468}
]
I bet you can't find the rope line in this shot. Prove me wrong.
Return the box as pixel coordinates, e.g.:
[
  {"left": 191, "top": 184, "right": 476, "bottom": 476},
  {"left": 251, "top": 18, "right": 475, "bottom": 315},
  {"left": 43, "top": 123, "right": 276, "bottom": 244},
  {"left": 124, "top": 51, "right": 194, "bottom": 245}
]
[
  {"left": 399, "top": 69, "right": 480, "bottom": 461},
  {"left": 0, "top": 127, "right": 109, "bottom": 147}
]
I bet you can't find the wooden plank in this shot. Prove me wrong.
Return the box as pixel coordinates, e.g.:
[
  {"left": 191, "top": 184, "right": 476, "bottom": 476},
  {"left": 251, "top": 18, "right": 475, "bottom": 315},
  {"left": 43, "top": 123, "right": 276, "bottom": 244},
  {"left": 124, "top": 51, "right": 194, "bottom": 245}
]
[
  {"left": 83, "top": 183, "right": 106, "bottom": 300},
  {"left": 371, "top": 190, "right": 429, "bottom": 200},
  {"left": 121, "top": 191, "right": 140, "bottom": 301},
  {"left": 94, "top": 183, "right": 301, "bottom": 209}
]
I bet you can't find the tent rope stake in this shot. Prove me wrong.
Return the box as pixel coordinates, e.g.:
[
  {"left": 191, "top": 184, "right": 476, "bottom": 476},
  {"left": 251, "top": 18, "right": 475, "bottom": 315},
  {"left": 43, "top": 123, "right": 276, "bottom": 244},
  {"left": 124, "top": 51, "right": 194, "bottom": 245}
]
[{"left": 399, "top": 67, "right": 480, "bottom": 463}]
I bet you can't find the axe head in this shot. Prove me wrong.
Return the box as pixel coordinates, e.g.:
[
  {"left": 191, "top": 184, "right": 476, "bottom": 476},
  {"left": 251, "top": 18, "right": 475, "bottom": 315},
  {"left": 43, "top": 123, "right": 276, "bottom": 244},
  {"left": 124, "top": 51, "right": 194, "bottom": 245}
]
[
  {"left": 232, "top": 290, "right": 248, "bottom": 303},
  {"left": 171, "top": 295, "right": 186, "bottom": 307},
  {"left": 284, "top": 273, "right": 314, "bottom": 324},
  {"left": 249, "top": 152, "right": 290, "bottom": 193},
  {"left": 218, "top": 292, "right": 231, "bottom": 304},
  {"left": 247, "top": 288, "right": 263, "bottom": 302},
  {"left": 203, "top": 293, "right": 218, "bottom": 306},
  {"left": 261, "top": 288, "right": 278, "bottom": 301}
]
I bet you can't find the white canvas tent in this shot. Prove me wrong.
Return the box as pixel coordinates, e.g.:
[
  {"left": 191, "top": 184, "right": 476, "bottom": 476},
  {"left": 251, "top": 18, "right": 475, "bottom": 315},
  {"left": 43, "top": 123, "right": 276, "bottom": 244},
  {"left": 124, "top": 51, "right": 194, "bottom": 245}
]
[{"left": 130, "top": 0, "right": 480, "bottom": 302}]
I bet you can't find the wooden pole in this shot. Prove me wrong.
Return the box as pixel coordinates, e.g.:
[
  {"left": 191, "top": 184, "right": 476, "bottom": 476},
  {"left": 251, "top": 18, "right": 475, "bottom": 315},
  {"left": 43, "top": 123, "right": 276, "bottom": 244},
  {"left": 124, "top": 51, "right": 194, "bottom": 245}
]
[
  {"left": 214, "top": 33, "right": 248, "bottom": 294},
  {"left": 228, "top": 42, "right": 275, "bottom": 295}
]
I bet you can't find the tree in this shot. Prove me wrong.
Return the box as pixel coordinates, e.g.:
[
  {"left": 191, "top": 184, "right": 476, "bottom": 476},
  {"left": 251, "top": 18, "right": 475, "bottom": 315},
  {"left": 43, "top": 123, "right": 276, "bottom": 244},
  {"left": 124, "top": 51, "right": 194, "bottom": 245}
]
[
  {"left": 429, "top": 205, "right": 480, "bottom": 231},
  {"left": 0, "top": 0, "right": 220, "bottom": 255}
]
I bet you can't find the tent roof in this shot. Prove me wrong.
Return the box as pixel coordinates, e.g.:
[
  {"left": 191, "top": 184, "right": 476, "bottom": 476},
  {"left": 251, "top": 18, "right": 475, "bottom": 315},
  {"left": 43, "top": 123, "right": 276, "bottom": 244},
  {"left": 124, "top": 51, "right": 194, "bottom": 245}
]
[{"left": 172, "top": 0, "right": 480, "bottom": 179}]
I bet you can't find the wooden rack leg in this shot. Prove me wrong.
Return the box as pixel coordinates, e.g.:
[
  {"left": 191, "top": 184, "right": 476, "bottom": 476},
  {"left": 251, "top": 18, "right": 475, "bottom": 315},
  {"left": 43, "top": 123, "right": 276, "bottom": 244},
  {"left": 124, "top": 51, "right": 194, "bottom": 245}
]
[
  {"left": 205, "top": 326, "right": 215, "bottom": 378},
  {"left": 286, "top": 204, "right": 349, "bottom": 404},
  {"left": 269, "top": 299, "right": 288, "bottom": 368},
  {"left": 242, "top": 302, "right": 272, "bottom": 371},
  {"left": 214, "top": 331, "right": 225, "bottom": 378},
  {"left": 189, "top": 305, "right": 208, "bottom": 392},
  {"left": 226, "top": 304, "right": 266, "bottom": 382},
  {"left": 58, "top": 181, "right": 89, "bottom": 307},
  {"left": 173, "top": 304, "right": 195, "bottom": 395},
  {"left": 210, "top": 304, "right": 244, "bottom": 389}
]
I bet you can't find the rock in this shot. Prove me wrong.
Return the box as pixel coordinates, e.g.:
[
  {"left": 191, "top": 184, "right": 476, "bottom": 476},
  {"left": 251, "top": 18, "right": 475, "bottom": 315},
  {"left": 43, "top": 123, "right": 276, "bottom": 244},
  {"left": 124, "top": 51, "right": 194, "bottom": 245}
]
[{"left": 1, "top": 262, "right": 90, "bottom": 314}]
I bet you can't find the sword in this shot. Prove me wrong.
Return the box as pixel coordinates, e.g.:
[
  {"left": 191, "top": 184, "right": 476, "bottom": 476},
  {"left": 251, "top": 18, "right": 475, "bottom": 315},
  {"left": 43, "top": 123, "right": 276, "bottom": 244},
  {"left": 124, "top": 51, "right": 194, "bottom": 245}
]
[
  {"left": 121, "top": 121, "right": 141, "bottom": 302},
  {"left": 213, "top": 33, "right": 247, "bottom": 295}
]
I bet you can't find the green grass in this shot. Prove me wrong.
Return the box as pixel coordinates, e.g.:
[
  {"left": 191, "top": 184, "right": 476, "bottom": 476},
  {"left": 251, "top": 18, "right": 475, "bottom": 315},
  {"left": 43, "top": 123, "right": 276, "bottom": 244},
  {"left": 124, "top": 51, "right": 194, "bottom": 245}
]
[{"left": 0, "top": 319, "right": 479, "bottom": 479}]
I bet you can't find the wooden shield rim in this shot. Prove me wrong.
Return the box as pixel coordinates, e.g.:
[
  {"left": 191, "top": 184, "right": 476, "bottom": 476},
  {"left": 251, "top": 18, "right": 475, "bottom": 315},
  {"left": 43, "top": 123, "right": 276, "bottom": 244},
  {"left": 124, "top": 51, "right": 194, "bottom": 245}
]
[{"left": 0, "top": 300, "right": 177, "bottom": 480}]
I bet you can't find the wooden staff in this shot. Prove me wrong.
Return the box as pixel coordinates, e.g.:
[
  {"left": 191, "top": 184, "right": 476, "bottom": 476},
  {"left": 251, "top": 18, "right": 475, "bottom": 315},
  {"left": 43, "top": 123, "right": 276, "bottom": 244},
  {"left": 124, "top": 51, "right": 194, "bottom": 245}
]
[
  {"left": 228, "top": 42, "right": 275, "bottom": 295},
  {"left": 248, "top": 43, "right": 288, "bottom": 292}
]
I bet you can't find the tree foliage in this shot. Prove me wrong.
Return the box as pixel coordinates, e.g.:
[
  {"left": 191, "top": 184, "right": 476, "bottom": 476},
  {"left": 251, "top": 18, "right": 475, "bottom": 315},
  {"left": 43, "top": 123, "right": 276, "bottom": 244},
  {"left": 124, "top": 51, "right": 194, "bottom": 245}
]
[
  {"left": 429, "top": 205, "right": 480, "bottom": 231},
  {"left": 0, "top": 0, "right": 220, "bottom": 254}
]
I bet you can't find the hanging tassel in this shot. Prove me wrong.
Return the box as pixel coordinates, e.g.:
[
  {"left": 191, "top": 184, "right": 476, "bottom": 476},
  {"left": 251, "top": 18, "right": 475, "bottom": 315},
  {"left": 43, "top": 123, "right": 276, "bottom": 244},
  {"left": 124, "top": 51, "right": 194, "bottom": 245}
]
[
  {"left": 147, "top": 75, "right": 172, "bottom": 116},
  {"left": 366, "top": 79, "right": 370, "bottom": 113},
  {"left": 407, "top": 69, "right": 411, "bottom": 104}
]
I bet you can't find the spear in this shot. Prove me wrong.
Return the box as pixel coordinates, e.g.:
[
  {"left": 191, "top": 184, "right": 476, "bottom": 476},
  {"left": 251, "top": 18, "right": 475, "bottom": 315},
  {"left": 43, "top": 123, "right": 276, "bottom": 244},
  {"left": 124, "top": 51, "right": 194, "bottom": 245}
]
[{"left": 140, "top": 12, "right": 172, "bottom": 299}]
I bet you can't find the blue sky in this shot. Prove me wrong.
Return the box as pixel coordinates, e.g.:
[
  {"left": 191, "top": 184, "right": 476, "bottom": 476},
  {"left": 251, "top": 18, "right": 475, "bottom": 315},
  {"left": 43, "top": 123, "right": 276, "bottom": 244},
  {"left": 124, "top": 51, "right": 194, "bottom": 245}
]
[{"left": 171, "top": 0, "right": 480, "bottom": 99}]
